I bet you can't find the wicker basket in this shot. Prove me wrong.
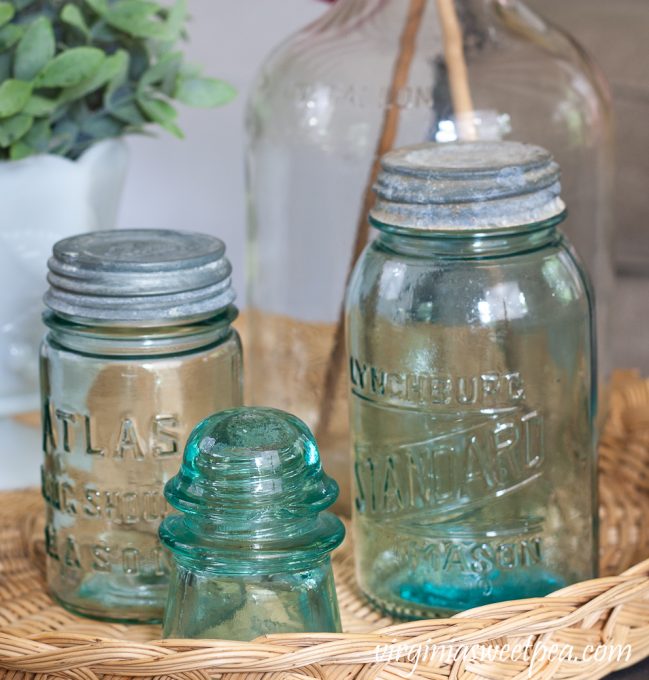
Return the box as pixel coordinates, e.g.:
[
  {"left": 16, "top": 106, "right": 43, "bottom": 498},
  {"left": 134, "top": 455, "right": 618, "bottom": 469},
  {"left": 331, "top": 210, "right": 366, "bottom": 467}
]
[{"left": 1, "top": 371, "right": 648, "bottom": 680}]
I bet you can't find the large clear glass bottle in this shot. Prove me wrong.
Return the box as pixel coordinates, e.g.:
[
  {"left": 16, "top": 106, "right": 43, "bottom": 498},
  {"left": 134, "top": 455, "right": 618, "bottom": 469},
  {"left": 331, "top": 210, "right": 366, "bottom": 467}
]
[
  {"left": 346, "top": 141, "right": 597, "bottom": 619},
  {"left": 40, "top": 230, "right": 243, "bottom": 623},
  {"left": 246, "top": 0, "right": 613, "bottom": 514}
]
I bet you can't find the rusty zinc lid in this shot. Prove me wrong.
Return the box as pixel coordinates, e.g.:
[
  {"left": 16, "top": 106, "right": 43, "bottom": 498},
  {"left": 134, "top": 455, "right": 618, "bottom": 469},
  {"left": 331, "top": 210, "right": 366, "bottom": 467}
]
[{"left": 370, "top": 140, "right": 565, "bottom": 231}]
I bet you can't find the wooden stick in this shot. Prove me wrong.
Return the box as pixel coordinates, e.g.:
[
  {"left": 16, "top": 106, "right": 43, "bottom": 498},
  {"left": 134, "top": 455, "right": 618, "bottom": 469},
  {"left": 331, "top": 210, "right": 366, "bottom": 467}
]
[
  {"left": 315, "top": 0, "right": 477, "bottom": 442},
  {"left": 436, "top": 0, "right": 477, "bottom": 139},
  {"left": 314, "top": 0, "right": 427, "bottom": 441}
]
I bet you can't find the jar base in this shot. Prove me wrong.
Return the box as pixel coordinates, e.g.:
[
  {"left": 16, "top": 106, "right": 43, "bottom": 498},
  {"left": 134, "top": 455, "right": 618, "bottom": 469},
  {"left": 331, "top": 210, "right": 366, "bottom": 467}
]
[
  {"left": 48, "top": 575, "right": 165, "bottom": 625},
  {"left": 358, "top": 568, "right": 568, "bottom": 620}
]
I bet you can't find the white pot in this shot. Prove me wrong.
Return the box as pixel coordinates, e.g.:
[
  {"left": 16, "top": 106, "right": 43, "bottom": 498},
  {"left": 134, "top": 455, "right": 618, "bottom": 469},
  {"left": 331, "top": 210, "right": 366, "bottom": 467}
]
[{"left": 0, "top": 139, "right": 129, "bottom": 416}]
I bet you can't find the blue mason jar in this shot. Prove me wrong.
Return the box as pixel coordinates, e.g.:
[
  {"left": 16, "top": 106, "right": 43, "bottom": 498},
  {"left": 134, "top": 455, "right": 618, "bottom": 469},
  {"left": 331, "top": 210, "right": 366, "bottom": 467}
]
[{"left": 346, "top": 141, "right": 598, "bottom": 619}]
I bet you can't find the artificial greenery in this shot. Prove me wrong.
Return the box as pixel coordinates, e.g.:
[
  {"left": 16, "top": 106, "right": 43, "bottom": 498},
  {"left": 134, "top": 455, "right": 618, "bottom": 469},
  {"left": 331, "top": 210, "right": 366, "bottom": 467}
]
[{"left": 0, "top": 0, "right": 235, "bottom": 160}]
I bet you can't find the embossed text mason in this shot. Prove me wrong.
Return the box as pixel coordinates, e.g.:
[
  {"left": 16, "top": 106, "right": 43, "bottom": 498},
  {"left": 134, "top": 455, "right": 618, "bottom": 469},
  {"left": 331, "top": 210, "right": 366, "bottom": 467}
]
[
  {"left": 40, "top": 230, "right": 243, "bottom": 622},
  {"left": 345, "top": 142, "right": 598, "bottom": 619}
]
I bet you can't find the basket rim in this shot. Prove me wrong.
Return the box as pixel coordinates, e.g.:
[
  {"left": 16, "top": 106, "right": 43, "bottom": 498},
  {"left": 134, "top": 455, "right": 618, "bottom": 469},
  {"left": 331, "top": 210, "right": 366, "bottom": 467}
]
[{"left": 0, "top": 492, "right": 648, "bottom": 677}]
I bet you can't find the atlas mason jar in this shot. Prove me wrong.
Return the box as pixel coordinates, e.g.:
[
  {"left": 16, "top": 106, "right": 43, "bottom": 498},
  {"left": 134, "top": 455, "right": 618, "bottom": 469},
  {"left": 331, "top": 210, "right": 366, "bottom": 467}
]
[
  {"left": 346, "top": 141, "right": 598, "bottom": 618},
  {"left": 40, "top": 229, "right": 243, "bottom": 623}
]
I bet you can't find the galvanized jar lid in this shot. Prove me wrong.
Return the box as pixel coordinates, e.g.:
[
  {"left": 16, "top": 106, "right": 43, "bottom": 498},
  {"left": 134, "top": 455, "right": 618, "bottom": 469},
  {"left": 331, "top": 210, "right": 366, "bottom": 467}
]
[
  {"left": 371, "top": 140, "right": 565, "bottom": 231},
  {"left": 45, "top": 229, "right": 235, "bottom": 325}
]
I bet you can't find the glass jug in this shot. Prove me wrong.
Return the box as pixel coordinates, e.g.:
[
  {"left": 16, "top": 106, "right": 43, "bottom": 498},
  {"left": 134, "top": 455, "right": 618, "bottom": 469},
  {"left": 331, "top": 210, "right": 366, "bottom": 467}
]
[{"left": 246, "top": 0, "right": 613, "bottom": 513}]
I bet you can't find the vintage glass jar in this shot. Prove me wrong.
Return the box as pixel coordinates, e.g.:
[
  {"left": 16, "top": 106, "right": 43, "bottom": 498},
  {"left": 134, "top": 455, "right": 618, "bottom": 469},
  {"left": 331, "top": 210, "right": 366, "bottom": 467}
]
[
  {"left": 40, "top": 229, "right": 243, "bottom": 622},
  {"left": 346, "top": 141, "right": 597, "bottom": 618},
  {"left": 246, "top": 0, "right": 613, "bottom": 514}
]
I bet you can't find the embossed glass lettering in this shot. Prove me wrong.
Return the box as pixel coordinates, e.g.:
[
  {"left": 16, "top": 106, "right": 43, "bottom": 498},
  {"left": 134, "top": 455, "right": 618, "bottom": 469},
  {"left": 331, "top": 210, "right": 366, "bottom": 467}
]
[
  {"left": 349, "top": 358, "right": 528, "bottom": 409},
  {"left": 354, "top": 409, "right": 544, "bottom": 519}
]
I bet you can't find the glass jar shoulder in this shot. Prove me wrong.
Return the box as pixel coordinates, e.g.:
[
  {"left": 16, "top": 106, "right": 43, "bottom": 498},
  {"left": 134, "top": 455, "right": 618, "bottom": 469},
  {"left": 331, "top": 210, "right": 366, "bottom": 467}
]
[
  {"left": 247, "top": 1, "right": 609, "bottom": 146},
  {"left": 40, "top": 314, "right": 241, "bottom": 363},
  {"left": 40, "top": 328, "right": 243, "bottom": 408},
  {"left": 346, "top": 234, "right": 593, "bottom": 329}
]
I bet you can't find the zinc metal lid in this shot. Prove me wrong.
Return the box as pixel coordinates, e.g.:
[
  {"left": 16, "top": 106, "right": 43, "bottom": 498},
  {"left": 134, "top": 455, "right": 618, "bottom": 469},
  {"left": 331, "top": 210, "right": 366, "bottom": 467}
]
[
  {"left": 45, "top": 229, "right": 235, "bottom": 325},
  {"left": 370, "top": 140, "right": 566, "bottom": 231}
]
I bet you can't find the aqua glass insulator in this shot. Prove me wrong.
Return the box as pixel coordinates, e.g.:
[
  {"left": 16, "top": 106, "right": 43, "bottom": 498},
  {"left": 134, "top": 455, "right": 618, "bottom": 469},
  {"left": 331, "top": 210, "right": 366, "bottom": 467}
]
[{"left": 159, "top": 407, "right": 345, "bottom": 640}]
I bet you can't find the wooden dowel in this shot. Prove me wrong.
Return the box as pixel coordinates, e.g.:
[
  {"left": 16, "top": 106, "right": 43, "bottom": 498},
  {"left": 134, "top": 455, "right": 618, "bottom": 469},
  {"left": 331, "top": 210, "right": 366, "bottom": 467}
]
[{"left": 436, "top": 0, "right": 477, "bottom": 139}]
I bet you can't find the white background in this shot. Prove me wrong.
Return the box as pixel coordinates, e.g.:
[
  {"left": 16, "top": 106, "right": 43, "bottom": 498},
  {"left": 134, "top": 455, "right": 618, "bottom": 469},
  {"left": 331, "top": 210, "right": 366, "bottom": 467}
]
[{"left": 117, "top": 0, "right": 328, "bottom": 300}]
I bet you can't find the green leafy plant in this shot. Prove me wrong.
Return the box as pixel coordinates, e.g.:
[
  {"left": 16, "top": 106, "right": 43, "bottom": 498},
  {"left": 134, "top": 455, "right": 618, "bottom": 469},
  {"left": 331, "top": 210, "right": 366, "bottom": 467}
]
[{"left": 0, "top": 0, "right": 235, "bottom": 160}]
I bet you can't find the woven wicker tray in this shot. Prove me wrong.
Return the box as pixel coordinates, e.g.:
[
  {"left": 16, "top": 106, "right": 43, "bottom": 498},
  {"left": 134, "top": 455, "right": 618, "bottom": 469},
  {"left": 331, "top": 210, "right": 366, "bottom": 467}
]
[{"left": 1, "top": 371, "right": 648, "bottom": 679}]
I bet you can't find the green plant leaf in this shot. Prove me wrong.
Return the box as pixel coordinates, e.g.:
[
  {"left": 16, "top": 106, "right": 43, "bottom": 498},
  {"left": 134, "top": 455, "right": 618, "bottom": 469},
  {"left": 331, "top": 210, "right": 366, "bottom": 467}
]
[
  {"left": 89, "top": 20, "right": 119, "bottom": 42},
  {"left": 36, "top": 47, "right": 105, "bottom": 88},
  {"left": 81, "top": 113, "right": 122, "bottom": 139},
  {"left": 174, "top": 77, "right": 236, "bottom": 108},
  {"left": 105, "top": 0, "right": 170, "bottom": 39},
  {"left": 139, "top": 51, "right": 181, "bottom": 94},
  {"left": 106, "top": 84, "right": 145, "bottom": 125},
  {"left": 24, "top": 118, "right": 51, "bottom": 152},
  {"left": 60, "top": 49, "right": 128, "bottom": 102},
  {"left": 164, "top": 0, "right": 186, "bottom": 41},
  {"left": 0, "top": 52, "right": 10, "bottom": 81},
  {"left": 127, "top": 42, "right": 149, "bottom": 80},
  {"left": 14, "top": 0, "right": 38, "bottom": 11},
  {"left": 23, "top": 94, "right": 59, "bottom": 117},
  {"left": 50, "top": 119, "right": 78, "bottom": 156},
  {"left": 66, "top": 99, "right": 88, "bottom": 122},
  {"left": 83, "top": 0, "right": 108, "bottom": 15},
  {"left": 50, "top": 101, "right": 71, "bottom": 123},
  {"left": 110, "top": 101, "right": 145, "bottom": 126},
  {"left": 0, "top": 113, "right": 33, "bottom": 147},
  {"left": 0, "top": 80, "right": 32, "bottom": 117},
  {"left": 179, "top": 62, "right": 201, "bottom": 79},
  {"left": 105, "top": 50, "right": 130, "bottom": 92},
  {"left": 10, "top": 140, "right": 33, "bottom": 160},
  {"left": 137, "top": 95, "right": 182, "bottom": 137},
  {"left": 105, "top": 83, "right": 131, "bottom": 107},
  {"left": 0, "top": 25, "right": 23, "bottom": 51},
  {"left": 0, "top": 2, "right": 14, "bottom": 28},
  {"left": 14, "top": 17, "right": 56, "bottom": 81},
  {"left": 61, "top": 4, "right": 89, "bottom": 36}
]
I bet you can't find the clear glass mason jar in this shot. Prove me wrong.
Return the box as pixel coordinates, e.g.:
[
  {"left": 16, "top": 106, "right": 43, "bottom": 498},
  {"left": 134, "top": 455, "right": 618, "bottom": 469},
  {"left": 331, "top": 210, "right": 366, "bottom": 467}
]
[
  {"left": 346, "top": 141, "right": 598, "bottom": 618},
  {"left": 246, "top": 0, "right": 613, "bottom": 514},
  {"left": 40, "top": 230, "right": 243, "bottom": 623}
]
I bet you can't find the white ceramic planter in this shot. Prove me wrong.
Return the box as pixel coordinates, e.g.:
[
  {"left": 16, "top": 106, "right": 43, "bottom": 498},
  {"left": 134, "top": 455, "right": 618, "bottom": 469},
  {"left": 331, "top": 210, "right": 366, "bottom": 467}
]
[
  {"left": 0, "top": 139, "right": 129, "bottom": 417},
  {"left": 0, "top": 139, "right": 129, "bottom": 489}
]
